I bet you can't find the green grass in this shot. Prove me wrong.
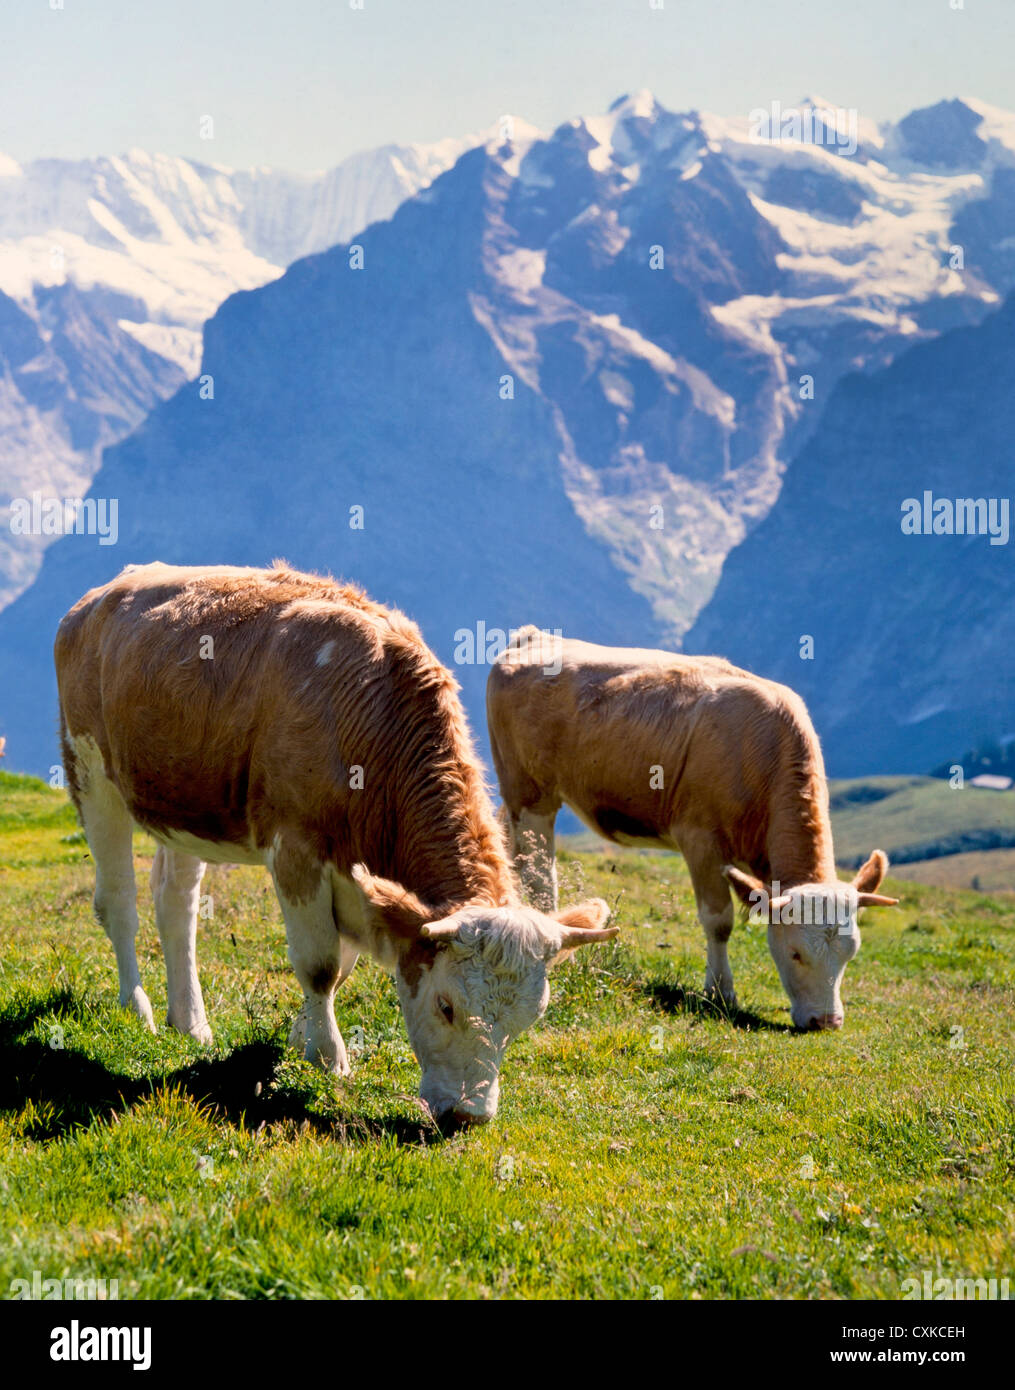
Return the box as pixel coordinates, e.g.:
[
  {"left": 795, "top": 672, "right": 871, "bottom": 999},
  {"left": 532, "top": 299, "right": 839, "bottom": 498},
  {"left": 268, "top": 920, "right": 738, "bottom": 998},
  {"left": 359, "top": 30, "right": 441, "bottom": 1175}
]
[{"left": 1, "top": 772, "right": 1013, "bottom": 1299}]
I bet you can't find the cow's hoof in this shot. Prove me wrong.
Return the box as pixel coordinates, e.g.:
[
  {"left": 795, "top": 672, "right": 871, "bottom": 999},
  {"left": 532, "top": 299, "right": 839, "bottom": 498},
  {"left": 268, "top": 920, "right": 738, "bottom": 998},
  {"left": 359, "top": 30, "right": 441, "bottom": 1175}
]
[
  {"left": 704, "top": 985, "right": 738, "bottom": 1012},
  {"left": 306, "top": 1032, "right": 351, "bottom": 1076},
  {"left": 309, "top": 1049, "right": 351, "bottom": 1078},
  {"left": 169, "top": 1016, "right": 214, "bottom": 1045},
  {"left": 125, "top": 987, "right": 157, "bottom": 1033}
]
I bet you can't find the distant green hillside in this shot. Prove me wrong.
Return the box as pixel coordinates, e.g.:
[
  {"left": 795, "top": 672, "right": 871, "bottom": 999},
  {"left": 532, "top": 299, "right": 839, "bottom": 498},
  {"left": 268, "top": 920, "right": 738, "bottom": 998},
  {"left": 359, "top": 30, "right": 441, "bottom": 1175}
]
[
  {"left": 829, "top": 776, "right": 1015, "bottom": 868},
  {"left": 890, "top": 848, "right": 1015, "bottom": 894}
]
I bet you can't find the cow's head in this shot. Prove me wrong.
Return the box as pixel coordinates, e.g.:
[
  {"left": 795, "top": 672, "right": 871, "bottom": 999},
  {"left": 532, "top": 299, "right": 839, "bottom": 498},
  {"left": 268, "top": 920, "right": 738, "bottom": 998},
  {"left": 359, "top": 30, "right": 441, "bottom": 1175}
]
[
  {"left": 724, "top": 851, "right": 898, "bottom": 1030},
  {"left": 347, "top": 869, "right": 616, "bottom": 1129}
]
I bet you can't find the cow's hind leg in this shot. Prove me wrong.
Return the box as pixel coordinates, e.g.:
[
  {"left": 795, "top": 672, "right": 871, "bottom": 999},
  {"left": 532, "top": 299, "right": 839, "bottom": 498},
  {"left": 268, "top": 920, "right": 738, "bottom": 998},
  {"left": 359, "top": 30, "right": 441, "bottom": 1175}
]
[
  {"left": 504, "top": 803, "right": 560, "bottom": 911},
  {"left": 272, "top": 850, "right": 358, "bottom": 1076},
  {"left": 72, "top": 739, "right": 155, "bottom": 1031},
  {"left": 150, "top": 845, "right": 212, "bottom": 1044},
  {"left": 682, "top": 840, "right": 738, "bottom": 1010}
]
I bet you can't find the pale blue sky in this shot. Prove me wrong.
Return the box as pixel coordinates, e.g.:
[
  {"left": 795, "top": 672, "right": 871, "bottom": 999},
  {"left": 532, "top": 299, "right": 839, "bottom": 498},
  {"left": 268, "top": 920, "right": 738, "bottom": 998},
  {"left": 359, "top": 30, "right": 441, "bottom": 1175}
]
[{"left": 1, "top": 0, "right": 1013, "bottom": 170}]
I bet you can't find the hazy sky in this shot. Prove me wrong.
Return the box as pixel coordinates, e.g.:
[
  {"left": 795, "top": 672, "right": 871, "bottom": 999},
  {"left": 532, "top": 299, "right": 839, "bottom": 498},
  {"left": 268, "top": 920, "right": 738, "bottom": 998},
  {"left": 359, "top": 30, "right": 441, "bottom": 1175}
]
[{"left": 2, "top": 0, "right": 1013, "bottom": 171}]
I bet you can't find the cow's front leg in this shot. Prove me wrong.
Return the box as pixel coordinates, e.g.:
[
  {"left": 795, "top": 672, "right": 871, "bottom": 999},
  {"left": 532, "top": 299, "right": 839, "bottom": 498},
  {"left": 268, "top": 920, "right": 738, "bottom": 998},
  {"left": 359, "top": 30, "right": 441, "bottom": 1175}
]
[
  {"left": 506, "top": 805, "right": 559, "bottom": 911},
  {"left": 701, "top": 903, "right": 737, "bottom": 1009},
  {"left": 272, "top": 848, "right": 358, "bottom": 1075},
  {"left": 684, "top": 847, "right": 738, "bottom": 1010}
]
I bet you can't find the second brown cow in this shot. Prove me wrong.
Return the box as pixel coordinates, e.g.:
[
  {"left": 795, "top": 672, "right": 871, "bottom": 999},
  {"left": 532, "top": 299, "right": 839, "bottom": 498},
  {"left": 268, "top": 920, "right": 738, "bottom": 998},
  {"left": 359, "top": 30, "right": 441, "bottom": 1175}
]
[{"left": 488, "top": 629, "right": 898, "bottom": 1030}]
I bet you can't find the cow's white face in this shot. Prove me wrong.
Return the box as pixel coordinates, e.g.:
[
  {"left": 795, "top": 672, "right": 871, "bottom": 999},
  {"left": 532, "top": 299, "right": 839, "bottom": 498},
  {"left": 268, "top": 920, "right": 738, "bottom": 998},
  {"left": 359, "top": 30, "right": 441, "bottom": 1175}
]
[
  {"left": 394, "top": 902, "right": 615, "bottom": 1130},
  {"left": 766, "top": 885, "right": 861, "bottom": 1030},
  {"left": 725, "top": 851, "right": 898, "bottom": 1031}
]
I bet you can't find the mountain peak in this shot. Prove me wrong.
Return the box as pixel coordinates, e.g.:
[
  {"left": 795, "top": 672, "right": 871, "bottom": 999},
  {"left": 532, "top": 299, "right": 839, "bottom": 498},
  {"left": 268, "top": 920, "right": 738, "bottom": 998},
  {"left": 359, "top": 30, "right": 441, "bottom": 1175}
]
[
  {"left": 895, "top": 97, "right": 988, "bottom": 168},
  {"left": 607, "top": 89, "right": 661, "bottom": 120},
  {"left": 481, "top": 114, "right": 543, "bottom": 149},
  {"left": 796, "top": 93, "right": 844, "bottom": 113},
  {"left": 958, "top": 95, "right": 1015, "bottom": 156}
]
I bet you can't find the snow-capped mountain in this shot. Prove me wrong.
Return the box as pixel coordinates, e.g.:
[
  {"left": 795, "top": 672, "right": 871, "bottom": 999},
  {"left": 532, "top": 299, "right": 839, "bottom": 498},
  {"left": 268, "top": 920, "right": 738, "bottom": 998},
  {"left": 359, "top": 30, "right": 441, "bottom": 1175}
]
[
  {"left": 701, "top": 93, "right": 1015, "bottom": 384},
  {"left": 0, "top": 129, "right": 506, "bottom": 607},
  {"left": 3, "top": 92, "right": 1015, "bottom": 777},
  {"left": 0, "top": 133, "right": 495, "bottom": 375},
  {"left": 436, "top": 90, "right": 1015, "bottom": 636}
]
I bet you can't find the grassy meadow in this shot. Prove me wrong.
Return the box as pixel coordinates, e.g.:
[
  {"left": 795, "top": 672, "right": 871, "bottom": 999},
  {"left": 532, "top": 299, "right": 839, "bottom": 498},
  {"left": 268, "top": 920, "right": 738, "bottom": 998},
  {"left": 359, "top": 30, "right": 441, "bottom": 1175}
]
[{"left": 1, "top": 768, "right": 1013, "bottom": 1300}]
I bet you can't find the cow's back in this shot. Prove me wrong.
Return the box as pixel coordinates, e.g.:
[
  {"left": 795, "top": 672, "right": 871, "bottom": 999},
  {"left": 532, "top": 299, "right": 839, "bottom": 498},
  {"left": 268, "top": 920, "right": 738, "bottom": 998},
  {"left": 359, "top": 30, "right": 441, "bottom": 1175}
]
[
  {"left": 490, "top": 637, "right": 734, "bottom": 817},
  {"left": 55, "top": 562, "right": 415, "bottom": 856},
  {"left": 488, "top": 635, "right": 815, "bottom": 853}
]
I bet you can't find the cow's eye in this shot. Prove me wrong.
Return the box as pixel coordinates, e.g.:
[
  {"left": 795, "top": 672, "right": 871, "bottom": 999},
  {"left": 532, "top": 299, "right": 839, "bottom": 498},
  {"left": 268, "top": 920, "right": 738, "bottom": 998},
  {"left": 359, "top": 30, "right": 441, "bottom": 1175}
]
[
  {"left": 437, "top": 996, "right": 454, "bottom": 1024},
  {"left": 791, "top": 951, "right": 803, "bottom": 963}
]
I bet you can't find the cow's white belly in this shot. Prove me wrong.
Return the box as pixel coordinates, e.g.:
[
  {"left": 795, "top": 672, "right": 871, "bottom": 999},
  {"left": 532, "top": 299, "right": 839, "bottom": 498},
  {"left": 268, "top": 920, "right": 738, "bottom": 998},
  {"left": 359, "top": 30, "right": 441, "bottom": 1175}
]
[{"left": 148, "top": 826, "right": 267, "bottom": 867}]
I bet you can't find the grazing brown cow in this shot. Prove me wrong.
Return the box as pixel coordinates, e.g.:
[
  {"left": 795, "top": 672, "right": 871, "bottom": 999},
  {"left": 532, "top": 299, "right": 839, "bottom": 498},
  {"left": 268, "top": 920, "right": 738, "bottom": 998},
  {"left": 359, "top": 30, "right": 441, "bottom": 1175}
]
[
  {"left": 54, "top": 564, "right": 616, "bottom": 1127},
  {"left": 487, "top": 629, "right": 898, "bottom": 1030}
]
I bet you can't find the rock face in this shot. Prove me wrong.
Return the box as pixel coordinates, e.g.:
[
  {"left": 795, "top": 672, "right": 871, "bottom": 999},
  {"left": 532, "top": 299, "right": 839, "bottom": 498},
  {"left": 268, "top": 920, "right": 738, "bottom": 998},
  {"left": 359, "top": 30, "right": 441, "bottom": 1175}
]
[{"left": 686, "top": 291, "right": 1015, "bottom": 776}]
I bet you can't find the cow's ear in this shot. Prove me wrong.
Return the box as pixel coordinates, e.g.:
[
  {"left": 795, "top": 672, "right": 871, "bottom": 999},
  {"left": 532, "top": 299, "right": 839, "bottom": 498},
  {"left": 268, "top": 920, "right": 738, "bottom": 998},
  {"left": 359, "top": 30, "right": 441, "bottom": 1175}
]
[
  {"left": 723, "top": 865, "right": 767, "bottom": 910},
  {"left": 337, "top": 865, "right": 436, "bottom": 942},
  {"left": 547, "top": 898, "right": 618, "bottom": 963},
  {"left": 852, "top": 849, "right": 888, "bottom": 894}
]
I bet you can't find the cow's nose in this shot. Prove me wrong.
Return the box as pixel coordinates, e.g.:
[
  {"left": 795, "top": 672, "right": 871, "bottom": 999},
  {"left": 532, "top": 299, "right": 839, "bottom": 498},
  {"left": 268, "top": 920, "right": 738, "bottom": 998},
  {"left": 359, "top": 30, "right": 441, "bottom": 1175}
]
[
  {"left": 452, "top": 1108, "right": 491, "bottom": 1128},
  {"left": 808, "top": 1013, "right": 843, "bottom": 1030},
  {"left": 437, "top": 1107, "right": 491, "bottom": 1134}
]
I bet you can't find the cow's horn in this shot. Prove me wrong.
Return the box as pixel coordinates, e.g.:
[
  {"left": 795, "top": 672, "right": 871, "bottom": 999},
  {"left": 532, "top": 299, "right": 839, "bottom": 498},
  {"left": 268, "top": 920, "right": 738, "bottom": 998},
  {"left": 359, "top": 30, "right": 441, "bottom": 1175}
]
[{"left": 419, "top": 920, "right": 461, "bottom": 940}]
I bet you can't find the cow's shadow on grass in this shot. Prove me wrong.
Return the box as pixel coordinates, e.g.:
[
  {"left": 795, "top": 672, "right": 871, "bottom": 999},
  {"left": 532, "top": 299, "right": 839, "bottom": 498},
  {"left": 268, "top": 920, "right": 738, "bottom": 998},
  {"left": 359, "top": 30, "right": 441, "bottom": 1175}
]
[
  {"left": 0, "top": 991, "right": 440, "bottom": 1147},
  {"left": 639, "top": 979, "right": 793, "bottom": 1033}
]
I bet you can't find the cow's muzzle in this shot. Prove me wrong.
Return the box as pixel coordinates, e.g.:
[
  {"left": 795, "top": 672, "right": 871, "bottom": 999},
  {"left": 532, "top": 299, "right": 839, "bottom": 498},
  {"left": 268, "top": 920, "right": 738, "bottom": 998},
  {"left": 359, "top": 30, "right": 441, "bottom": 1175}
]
[
  {"left": 807, "top": 1013, "right": 843, "bottom": 1030},
  {"left": 436, "top": 1107, "right": 492, "bottom": 1135}
]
